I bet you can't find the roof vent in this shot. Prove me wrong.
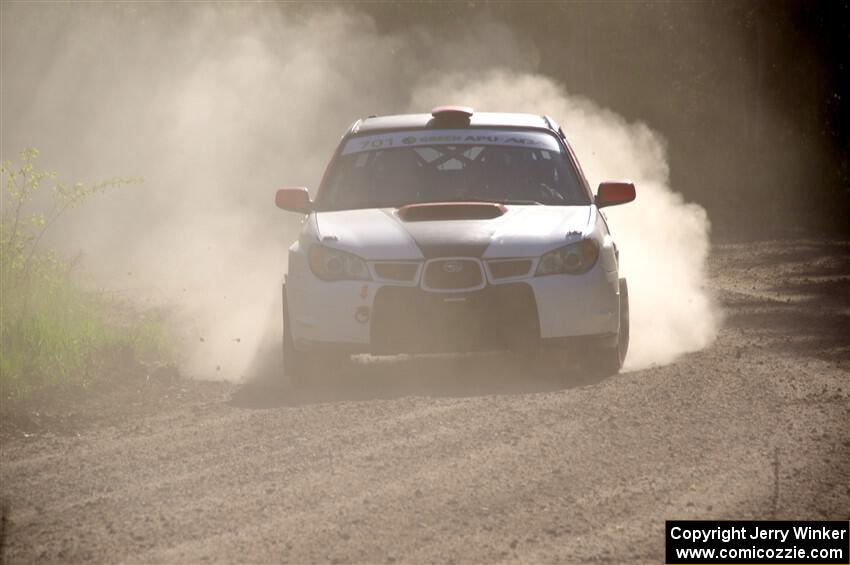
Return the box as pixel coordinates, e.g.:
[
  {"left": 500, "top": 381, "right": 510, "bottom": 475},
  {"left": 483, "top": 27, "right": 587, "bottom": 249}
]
[{"left": 431, "top": 105, "right": 474, "bottom": 121}]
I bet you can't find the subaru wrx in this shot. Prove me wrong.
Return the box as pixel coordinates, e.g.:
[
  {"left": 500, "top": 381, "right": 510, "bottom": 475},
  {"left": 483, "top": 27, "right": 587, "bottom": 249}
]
[{"left": 275, "top": 106, "right": 635, "bottom": 382}]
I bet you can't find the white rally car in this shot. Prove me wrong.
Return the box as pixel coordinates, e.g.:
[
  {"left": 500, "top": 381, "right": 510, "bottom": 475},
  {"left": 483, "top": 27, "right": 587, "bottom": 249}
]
[{"left": 275, "top": 106, "right": 635, "bottom": 381}]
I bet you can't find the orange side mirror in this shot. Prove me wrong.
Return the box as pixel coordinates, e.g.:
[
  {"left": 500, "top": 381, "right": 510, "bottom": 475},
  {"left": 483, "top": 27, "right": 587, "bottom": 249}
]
[
  {"left": 596, "top": 181, "right": 636, "bottom": 209},
  {"left": 275, "top": 187, "right": 312, "bottom": 213}
]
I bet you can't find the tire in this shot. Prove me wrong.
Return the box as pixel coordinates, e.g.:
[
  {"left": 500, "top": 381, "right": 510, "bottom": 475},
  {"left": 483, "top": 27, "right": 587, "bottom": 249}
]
[
  {"left": 282, "top": 283, "right": 311, "bottom": 386},
  {"left": 583, "top": 278, "right": 630, "bottom": 377},
  {"left": 282, "top": 283, "right": 349, "bottom": 387}
]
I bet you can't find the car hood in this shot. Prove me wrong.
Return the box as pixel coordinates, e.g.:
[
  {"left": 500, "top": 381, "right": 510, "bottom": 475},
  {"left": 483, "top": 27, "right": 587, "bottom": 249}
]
[{"left": 312, "top": 205, "right": 594, "bottom": 260}]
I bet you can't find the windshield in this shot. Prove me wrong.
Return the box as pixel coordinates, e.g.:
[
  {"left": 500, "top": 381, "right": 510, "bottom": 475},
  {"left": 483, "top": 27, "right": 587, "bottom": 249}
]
[{"left": 316, "top": 129, "right": 589, "bottom": 210}]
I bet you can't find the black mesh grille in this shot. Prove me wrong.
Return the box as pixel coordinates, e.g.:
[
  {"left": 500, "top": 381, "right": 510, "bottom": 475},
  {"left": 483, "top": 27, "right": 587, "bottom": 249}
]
[
  {"left": 488, "top": 260, "right": 532, "bottom": 279},
  {"left": 423, "top": 259, "right": 483, "bottom": 289},
  {"left": 374, "top": 262, "right": 419, "bottom": 282},
  {"left": 370, "top": 283, "right": 540, "bottom": 354}
]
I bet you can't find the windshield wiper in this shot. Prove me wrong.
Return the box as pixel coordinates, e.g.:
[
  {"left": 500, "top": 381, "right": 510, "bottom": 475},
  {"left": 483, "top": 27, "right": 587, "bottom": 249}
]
[{"left": 497, "top": 199, "right": 543, "bottom": 205}]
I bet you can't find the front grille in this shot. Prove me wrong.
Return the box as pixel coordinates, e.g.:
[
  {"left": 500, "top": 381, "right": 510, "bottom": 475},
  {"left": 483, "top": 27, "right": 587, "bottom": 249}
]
[
  {"left": 423, "top": 259, "right": 483, "bottom": 290},
  {"left": 488, "top": 259, "right": 533, "bottom": 279},
  {"left": 370, "top": 283, "right": 540, "bottom": 354},
  {"left": 374, "top": 262, "right": 419, "bottom": 282}
]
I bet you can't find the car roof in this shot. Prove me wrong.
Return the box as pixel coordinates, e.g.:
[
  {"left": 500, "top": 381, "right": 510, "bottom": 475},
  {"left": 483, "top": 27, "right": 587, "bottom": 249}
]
[{"left": 351, "top": 111, "right": 555, "bottom": 134}]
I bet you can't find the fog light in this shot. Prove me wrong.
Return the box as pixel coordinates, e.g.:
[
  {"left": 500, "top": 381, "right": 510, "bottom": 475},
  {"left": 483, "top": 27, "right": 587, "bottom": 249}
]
[{"left": 355, "top": 306, "right": 370, "bottom": 324}]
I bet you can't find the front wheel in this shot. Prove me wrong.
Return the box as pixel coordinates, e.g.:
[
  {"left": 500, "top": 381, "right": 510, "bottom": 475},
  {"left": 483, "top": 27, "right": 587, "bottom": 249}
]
[
  {"left": 582, "top": 278, "right": 630, "bottom": 377},
  {"left": 282, "top": 284, "right": 350, "bottom": 387},
  {"left": 282, "top": 283, "right": 313, "bottom": 386}
]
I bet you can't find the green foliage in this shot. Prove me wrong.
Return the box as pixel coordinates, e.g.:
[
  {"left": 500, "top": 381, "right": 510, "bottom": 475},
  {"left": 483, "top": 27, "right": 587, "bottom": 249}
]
[
  {"left": 1, "top": 149, "right": 167, "bottom": 398},
  {"left": 1, "top": 148, "right": 141, "bottom": 279}
]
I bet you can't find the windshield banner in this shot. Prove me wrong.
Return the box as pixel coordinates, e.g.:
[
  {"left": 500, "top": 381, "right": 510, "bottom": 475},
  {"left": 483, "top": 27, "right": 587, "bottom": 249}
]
[{"left": 341, "top": 129, "right": 562, "bottom": 155}]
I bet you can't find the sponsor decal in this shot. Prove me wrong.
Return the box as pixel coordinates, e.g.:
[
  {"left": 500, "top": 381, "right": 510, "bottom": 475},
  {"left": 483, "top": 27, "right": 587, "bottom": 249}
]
[{"left": 342, "top": 129, "right": 561, "bottom": 155}]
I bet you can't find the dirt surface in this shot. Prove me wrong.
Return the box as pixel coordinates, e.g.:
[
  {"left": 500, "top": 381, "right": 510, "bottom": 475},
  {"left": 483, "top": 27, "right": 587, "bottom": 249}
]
[{"left": 1, "top": 237, "right": 848, "bottom": 563}]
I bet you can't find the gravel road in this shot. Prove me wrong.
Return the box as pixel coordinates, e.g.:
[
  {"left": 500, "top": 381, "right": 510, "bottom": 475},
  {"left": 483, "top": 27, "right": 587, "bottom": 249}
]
[{"left": 1, "top": 237, "right": 848, "bottom": 563}]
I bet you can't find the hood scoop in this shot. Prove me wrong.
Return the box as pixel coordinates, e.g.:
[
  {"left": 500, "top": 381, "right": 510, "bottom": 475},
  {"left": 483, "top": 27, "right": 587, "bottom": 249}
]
[{"left": 397, "top": 202, "right": 507, "bottom": 222}]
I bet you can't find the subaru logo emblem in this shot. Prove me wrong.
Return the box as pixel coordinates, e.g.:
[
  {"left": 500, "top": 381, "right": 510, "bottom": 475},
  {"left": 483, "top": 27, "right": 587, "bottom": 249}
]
[{"left": 442, "top": 261, "right": 463, "bottom": 273}]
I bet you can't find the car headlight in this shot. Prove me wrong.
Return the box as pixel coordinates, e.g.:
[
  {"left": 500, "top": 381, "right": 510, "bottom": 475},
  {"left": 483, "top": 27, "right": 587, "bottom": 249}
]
[
  {"left": 535, "top": 239, "right": 599, "bottom": 276},
  {"left": 308, "top": 244, "right": 371, "bottom": 281}
]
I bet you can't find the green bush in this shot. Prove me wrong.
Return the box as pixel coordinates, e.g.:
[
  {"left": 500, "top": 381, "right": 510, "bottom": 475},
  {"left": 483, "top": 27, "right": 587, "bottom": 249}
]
[{"left": 1, "top": 149, "right": 168, "bottom": 398}]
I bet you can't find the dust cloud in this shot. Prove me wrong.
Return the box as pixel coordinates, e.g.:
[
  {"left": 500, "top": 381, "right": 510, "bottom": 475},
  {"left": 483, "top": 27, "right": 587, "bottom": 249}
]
[
  {"left": 1, "top": 3, "right": 718, "bottom": 378},
  {"left": 413, "top": 72, "right": 721, "bottom": 368}
]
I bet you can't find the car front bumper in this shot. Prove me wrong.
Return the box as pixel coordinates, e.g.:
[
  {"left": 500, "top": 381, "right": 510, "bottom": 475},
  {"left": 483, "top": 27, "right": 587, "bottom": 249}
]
[{"left": 285, "top": 253, "right": 620, "bottom": 355}]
